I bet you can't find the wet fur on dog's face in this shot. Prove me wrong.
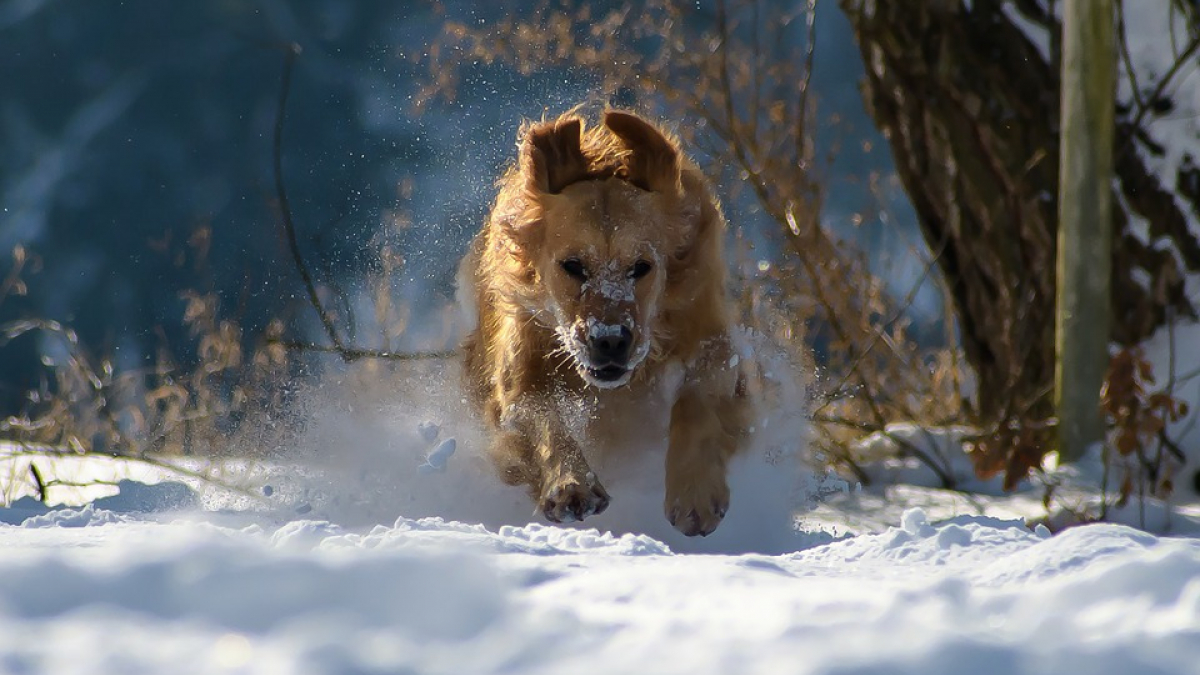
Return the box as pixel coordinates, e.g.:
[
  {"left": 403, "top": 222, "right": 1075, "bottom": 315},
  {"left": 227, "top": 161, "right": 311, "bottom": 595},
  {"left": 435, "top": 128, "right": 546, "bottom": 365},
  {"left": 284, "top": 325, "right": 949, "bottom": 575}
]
[
  {"left": 536, "top": 179, "right": 673, "bottom": 387},
  {"left": 499, "top": 113, "right": 694, "bottom": 389}
]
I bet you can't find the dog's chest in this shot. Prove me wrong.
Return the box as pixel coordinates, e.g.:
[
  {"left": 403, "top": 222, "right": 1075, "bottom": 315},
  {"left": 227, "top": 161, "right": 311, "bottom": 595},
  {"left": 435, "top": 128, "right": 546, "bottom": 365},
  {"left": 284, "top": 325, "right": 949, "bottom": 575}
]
[{"left": 557, "top": 363, "right": 683, "bottom": 461}]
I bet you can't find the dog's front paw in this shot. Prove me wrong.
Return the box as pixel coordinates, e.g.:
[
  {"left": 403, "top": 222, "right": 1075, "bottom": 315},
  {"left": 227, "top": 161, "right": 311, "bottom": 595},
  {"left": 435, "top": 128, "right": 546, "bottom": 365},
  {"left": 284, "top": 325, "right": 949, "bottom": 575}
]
[
  {"left": 539, "top": 474, "right": 610, "bottom": 523},
  {"left": 665, "top": 481, "right": 729, "bottom": 537}
]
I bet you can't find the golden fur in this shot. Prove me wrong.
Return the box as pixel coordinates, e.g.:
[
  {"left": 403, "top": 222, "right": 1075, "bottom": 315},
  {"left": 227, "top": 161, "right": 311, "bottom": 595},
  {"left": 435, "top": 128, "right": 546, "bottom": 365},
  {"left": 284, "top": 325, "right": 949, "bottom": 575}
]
[{"left": 459, "top": 109, "right": 756, "bottom": 536}]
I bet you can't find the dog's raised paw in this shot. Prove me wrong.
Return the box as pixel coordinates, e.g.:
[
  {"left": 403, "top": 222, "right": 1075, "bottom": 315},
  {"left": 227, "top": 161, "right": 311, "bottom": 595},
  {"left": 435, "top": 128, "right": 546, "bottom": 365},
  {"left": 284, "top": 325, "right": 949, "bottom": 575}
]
[
  {"left": 539, "top": 479, "right": 610, "bottom": 523},
  {"left": 666, "top": 492, "right": 729, "bottom": 537}
]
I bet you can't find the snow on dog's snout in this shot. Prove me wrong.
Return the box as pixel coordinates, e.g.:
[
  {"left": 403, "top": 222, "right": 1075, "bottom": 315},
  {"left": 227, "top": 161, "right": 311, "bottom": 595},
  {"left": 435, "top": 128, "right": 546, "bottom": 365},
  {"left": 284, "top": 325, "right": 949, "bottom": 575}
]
[
  {"left": 552, "top": 258, "right": 660, "bottom": 389},
  {"left": 586, "top": 318, "right": 628, "bottom": 340}
]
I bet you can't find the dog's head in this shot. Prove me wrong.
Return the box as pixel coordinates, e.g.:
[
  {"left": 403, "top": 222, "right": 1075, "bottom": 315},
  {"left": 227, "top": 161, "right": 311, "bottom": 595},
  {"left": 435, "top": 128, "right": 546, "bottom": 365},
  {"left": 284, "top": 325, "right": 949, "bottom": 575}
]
[{"left": 499, "top": 111, "right": 697, "bottom": 389}]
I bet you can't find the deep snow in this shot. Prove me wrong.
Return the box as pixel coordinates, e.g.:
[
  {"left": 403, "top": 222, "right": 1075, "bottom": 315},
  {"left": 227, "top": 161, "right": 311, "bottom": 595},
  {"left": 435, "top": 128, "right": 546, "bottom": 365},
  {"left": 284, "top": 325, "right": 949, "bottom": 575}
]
[
  {"left": 5, "top": 341, "right": 1200, "bottom": 674},
  {"left": 2, "top": 499, "right": 1200, "bottom": 675},
  {"left": 6, "top": 327, "right": 1200, "bottom": 675},
  {"left": 5, "top": 416, "right": 1200, "bottom": 675}
]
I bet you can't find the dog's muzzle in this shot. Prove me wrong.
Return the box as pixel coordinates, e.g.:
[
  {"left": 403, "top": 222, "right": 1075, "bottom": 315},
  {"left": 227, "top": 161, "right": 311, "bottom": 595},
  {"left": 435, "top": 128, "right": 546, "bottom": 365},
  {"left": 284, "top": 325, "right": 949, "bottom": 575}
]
[{"left": 585, "top": 326, "right": 633, "bottom": 382}]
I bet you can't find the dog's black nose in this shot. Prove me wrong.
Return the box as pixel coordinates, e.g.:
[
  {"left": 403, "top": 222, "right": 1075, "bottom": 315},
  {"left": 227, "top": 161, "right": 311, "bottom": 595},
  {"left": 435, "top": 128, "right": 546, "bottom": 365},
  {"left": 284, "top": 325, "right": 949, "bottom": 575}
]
[{"left": 588, "top": 327, "right": 632, "bottom": 364}]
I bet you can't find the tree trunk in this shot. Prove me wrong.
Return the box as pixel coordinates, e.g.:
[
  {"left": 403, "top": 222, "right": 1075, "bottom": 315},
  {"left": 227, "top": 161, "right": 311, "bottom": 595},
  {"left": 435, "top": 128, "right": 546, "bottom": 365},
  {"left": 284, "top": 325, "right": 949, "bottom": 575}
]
[
  {"left": 1055, "top": 0, "right": 1114, "bottom": 461},
  {"left": 838, "top": 0, "right": 1199, "bottom": 425}
]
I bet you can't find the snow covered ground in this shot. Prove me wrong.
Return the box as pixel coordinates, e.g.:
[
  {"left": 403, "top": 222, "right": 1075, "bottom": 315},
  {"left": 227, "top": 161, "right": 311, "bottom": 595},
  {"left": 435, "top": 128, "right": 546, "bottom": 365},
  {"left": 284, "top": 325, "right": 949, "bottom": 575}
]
[
  {"left": 3, "top": 356, "right": 1200, "bottom": 674},
  {"left": 4, "top": 422, "right": 1200, "bottom": 675},
  {"left": 3, "top": 493, "right": 1200, "bottom": 674}
]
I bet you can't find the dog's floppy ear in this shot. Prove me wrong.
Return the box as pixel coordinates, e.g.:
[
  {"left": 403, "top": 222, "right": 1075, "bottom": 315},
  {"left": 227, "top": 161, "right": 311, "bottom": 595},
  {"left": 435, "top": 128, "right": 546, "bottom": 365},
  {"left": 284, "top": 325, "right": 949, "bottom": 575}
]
[
  {"left": 604, "top": 110, "right": 681, "bottom": 196},
  {"left": 521, "top": 117, "right": 588, "bottom": 195}
]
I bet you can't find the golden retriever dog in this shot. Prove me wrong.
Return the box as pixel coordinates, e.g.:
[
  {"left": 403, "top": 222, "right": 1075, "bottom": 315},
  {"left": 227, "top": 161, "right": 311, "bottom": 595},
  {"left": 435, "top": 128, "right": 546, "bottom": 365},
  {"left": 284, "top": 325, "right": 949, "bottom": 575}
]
[{"left": 459, "top": 109, "right": 757, "bottom": 537}]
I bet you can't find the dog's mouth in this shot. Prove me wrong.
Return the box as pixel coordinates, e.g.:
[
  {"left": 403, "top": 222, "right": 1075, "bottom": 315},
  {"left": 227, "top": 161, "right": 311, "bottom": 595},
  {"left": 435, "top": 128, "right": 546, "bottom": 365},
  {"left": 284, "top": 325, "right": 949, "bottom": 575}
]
[
  {"left": 586, "top": 364, "right": 629, "bottom": 383},
  {"left": 558, "top": 331, "right": 643, "bottom": 389}
]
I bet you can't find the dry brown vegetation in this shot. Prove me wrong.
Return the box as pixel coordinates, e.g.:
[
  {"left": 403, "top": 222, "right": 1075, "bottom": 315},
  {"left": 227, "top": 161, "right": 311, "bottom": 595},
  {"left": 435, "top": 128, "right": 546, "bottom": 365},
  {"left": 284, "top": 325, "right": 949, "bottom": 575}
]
[
  {"left": 840, "top": 0, "right": 1200, "bottom": 498},
  {"left": 0, "top": 237, "right": 298, "bottom": 465}
]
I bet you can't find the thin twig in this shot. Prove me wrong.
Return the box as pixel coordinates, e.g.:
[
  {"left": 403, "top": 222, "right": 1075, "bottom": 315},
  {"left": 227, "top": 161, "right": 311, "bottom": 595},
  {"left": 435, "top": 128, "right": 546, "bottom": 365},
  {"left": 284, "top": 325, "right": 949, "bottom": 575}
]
[
  {"left": 1117, "top": 31, "right": 1200, "bottom": 159},
  {"left": 1116, "top": 0, "right": 1145, "bottom": 113},
  {"left": 272, "top": 42, "right": 348, "bottom": 359},
  {"left": 269, "top": 339, "right": 455, "bottom": 362},
  {"left": 701, "top": 89, "right": 890, "bottom": 427},
  {"left": 814, "top": 433, "right": 870, "bottom": 486},
  {"left": 796, "top": 0, "right": 817, "bottom": 167},
  {"left": 812, "top": 234, "right": 949, "bottom": 416},
  {"left": 28, "top": 462, "right": 47, "bottom": 504},
  {"left": 4, "top": 441, "right": 265, "bottom": 502},
  {"left": 0, "top": 245, "right": 28, "bottom": 309},
  {"left": 883, "top": 429, "right": 955, "bottom": 489},
  {"left": 810, "top": 413, "right": 876, "bottom": 432},
  {"left": 715, "top": 0, "right": 737, "bottom": 139},
  {"left": 269, "top": 43, "right": 455, "bottom": 365},
  {"left": 749, "top": 0, "right": 761, "bottom": 144},
  {"left": 1158, "top": 428, "right": 1187, "bottom": 463}
]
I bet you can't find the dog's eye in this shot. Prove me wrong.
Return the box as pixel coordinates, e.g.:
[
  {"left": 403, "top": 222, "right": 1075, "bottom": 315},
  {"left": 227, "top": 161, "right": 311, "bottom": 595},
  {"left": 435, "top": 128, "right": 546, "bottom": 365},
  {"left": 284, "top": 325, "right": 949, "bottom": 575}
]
[
  {"left": 629, "top": 260, "right": 653, "bottom": 280},
  {"left": 559, "top": 258, "right": 588, "bottom": 281}
]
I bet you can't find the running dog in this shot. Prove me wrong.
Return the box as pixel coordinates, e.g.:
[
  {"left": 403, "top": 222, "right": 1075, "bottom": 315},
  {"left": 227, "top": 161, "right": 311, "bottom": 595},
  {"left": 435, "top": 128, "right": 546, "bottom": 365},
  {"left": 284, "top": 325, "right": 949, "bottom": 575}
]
[{"left": 459, "top": 109, "right": 757, "bottom": 536}]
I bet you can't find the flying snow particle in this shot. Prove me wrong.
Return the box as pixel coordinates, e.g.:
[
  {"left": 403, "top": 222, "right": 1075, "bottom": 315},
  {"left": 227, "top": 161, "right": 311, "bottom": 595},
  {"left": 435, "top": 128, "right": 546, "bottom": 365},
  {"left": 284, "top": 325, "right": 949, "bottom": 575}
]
[
  {"left": 418, "top": 420, "right": 441, "bottom": 443},
  {"left": 419, "top": 438, "right": 457, "bottom": 475}
]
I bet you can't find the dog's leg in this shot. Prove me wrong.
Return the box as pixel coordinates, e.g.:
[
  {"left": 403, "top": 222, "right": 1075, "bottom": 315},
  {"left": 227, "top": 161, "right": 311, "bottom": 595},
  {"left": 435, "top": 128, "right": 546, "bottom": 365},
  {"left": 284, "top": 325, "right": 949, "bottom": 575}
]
[
  {"left": 665, "top": 353, "right": 761, "bottom": 538},
  {"left": 531, "top": 414, "right": 610, "bottom": 523},
  {"left": 481, "top": 310, "right": 610, "bottom": 523},
  {"left": 488, "top": 427, "right": 542, "bottom": 488},
  {"left": 664, "top": 390, "right": 736, "bottom": 536},
  {"left": 490, "top": 394, "right": 609, "bottom": 523}
]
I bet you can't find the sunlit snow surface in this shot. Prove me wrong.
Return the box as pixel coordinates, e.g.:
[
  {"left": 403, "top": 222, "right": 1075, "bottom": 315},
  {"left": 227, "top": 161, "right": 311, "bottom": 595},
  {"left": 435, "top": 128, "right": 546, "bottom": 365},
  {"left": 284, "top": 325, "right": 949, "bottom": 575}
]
[
  {"left": 2, "top": 501, "right": 1200, "bottom": 675},
  {"left": 4, "top": 349, "right": 1200, "bottom": 674},
  {"left": 4, "top": 421, "right": 1200, "bottom": 675}
]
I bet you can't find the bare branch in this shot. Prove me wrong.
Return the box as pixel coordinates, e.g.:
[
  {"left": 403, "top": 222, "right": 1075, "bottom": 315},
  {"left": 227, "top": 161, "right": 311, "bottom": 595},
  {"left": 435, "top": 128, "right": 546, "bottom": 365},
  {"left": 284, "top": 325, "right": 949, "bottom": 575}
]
[
  {"left": 1117, "top": 30, "right": 1200, "bottom": 159},
  {"left": 813, "top": 233, "right": 949, "bottom": 416},
  {"left": 269, "top": 339, "right": 455, "bottom": 362},
  {"left": 269, "top": 43, "right": 452, "bottom": 365},
  {"left": 796, "top": 0, "right": 817, "bottom": 166},
  {"left": 28, "top": 461, "right": 47, "bottom": 504},
  {"left": 271, "top": 42, "right": 349, "bottom": 359}
]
